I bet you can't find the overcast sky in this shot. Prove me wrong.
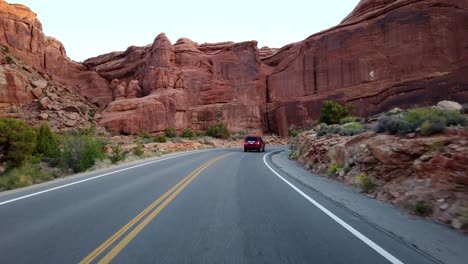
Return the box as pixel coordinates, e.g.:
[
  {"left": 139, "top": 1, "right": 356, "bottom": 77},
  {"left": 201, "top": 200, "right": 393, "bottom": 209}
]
[{"left": 12, "top": 0, "right": 360, "bottom": 62}]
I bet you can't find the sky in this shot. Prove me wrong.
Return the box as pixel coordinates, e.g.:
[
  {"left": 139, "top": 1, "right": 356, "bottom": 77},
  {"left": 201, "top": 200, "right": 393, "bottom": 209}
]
[{"left": 11, "top": 0, "right": 360, "bottom": 62}]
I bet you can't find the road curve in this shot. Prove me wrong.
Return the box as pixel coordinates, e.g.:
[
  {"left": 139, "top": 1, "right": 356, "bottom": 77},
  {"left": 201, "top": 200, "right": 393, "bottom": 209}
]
[{"left": 0, "top": 148, "right": 437, "bottom": 263}]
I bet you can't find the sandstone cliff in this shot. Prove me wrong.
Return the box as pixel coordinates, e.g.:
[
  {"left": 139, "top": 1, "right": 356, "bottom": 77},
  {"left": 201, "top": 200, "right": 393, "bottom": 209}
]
[{"left": 1, "top": 0, "right": 467, "bottom": 136}]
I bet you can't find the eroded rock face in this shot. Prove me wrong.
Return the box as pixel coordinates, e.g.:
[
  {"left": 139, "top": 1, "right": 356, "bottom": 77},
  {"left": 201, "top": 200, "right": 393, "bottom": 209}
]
[
  {"left": 87, "top": 35, "right": 266, "bottom": 134},
  {"left": 0, "top": 1, "right": 110, "bottom": 105},
  {"left": 264, "top": 0, "right": 468, "bottom": 136}
]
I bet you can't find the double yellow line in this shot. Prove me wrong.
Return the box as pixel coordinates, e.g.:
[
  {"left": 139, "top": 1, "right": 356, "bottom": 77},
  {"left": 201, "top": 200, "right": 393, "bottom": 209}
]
[{"left": 80, "top": 153, "right": 230, "bottom": 264}]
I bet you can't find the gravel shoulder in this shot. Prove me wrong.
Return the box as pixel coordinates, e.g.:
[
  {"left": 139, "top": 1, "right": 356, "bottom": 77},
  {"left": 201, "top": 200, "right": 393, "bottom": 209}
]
[{"left": 269, "top": 150, "right": 468, "bottom": 264}]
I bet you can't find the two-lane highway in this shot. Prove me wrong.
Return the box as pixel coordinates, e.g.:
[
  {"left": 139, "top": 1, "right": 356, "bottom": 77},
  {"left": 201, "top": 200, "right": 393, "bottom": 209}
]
[{"left": 0, "top": 148, "right": 437, "bottom": 263}]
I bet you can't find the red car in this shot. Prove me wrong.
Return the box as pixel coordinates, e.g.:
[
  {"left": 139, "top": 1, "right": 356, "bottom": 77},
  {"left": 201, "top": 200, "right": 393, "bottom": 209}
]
[{"left": 244, "top": 136, "right": 265, "bottom": 152}]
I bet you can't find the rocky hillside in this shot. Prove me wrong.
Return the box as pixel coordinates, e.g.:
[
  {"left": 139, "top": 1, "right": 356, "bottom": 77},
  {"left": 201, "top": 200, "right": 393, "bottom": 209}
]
[
  {"left": 292, "top": 102, "right": 468, "bottom": 230},
  {"left": 0, "top": 0, "right": 467, "bottom": 135}
]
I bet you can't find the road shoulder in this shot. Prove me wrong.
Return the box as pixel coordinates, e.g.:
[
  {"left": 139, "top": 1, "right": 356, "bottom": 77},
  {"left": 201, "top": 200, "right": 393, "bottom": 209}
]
[{"left": 268, "top": 150, "right": 468, "bottom": 264}]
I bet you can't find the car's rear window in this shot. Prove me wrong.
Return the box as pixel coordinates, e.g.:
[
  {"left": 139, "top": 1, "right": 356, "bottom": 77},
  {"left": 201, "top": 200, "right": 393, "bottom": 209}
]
[{"left": 245, "top": 137, "right": 257, "bottom": 141}]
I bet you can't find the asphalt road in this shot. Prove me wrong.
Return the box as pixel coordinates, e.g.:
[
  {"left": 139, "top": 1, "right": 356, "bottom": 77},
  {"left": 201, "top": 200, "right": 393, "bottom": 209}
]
[{"left": 0, "top": 147, "right": 438, "bottom": 264}]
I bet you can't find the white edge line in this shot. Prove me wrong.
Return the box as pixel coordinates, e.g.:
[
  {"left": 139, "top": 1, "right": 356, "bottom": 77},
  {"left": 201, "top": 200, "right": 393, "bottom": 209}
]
[
  {"left": 263, "top": 152, "right": 404, "bottom": 264},
  {"left": 0, "top": 150, "right": 208, "bottom": 206}
]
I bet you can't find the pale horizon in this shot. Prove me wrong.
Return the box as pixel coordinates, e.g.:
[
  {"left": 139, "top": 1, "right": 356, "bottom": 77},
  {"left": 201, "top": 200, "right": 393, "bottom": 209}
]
[{"left": 11, "top": 0, "right": 361, "bottom": 62}]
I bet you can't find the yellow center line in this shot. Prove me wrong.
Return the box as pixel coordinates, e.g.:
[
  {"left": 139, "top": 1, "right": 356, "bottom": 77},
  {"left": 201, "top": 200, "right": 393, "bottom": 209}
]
[{"left": 80, "top": 153, "right": 230, "bottom": 264}]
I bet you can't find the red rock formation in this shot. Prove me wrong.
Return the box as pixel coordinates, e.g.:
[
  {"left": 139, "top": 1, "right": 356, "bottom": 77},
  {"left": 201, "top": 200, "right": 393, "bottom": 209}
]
[
  {"left": 264, "top": 0, "right": 468, "bottom": 136},
  {"left": 1, "top": 0, "right": 467, "bottom": 136},
  {"left": 0, "top": 0, "right": 110, "bottom": 106},
  {"left": 86, "top": 34, "right": 267, "bottom": 135}
]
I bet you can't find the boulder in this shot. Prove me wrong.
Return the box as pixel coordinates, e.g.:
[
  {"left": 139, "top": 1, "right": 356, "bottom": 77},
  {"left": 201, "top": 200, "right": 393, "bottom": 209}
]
[{"left": 437, "top": 100, "right": 463, "bottom": 112}]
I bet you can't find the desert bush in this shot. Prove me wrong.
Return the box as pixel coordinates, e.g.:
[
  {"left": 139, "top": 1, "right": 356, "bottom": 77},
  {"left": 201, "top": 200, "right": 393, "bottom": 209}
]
[
  {"left": 164, "top": 128, "right": 177, "bottom": 138},
  {"left": 154, "top": 135, "right": 167, "bottom": 143},
  {"left": 414, "top": 201, "right": 433, "bottom": 216},
  {"left": 288, "top": 150, "right": 298, "bottom": 160},
  {"left": 110, "top": 144, "right": 125, "bottom": 164},
  {"left": 317, "top": 123, "right": 340, "bottom": 137},
  {"left": 375, "top": 107, "right": 466, "bottom": 135},
  {"left": 181, "top": 128, "right": 195, "bottom": 138},
  {"left": 339, "top": 122, "right": 365, "bottom": 136},
  {"left": 60, "top": 131, "right": 106, "bottom": 173},
  {"left": 140, "top": 132, "right": 150, "bottom": 139},
  {"left": 319, "top": 100, "right": 353, "bottom": 125},
  {"left": 420, "top": 115, "right": 446, "bottom": 135},
  {"left": 328, "top": 162, "right": 341, "bottom": 175},
  {"left": 36, "top": 123, "right": 60, "bottom": 159},
  {"left": 288, "top": 126, "right": 302, "bottom": 138},
  {"left": 133, "top": 144, "right": 144, "bottom": 157},
  {"left": 0, "top": 161, "right": 55, "bottom": 190},
  {"left": 340, "top": 116, "right": 359, "bottom": 124},
  {"left": 343, "top": 164, "right": 351, "bottom": 174},
  {"left": 206, "top": 122, "right": 230, "bottom": 139},
  {"left": 0, "top": 118, "right": 37, "bottom": 169},
  {"left": 4, "top": 55, "right": 14, "bottom": 64},
  {"left": 355, "top": 173, "right": 374, "bottom": 193},
  {"left": 374, "top": 116, "right": 413, "bottom": 135}
]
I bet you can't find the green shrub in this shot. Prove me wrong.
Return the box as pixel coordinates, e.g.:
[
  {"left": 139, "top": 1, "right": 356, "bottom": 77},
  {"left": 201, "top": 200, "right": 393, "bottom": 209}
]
[
  {"left": 206, "top": 122, "right": 230, "bottom": 139},
  {"left": 5, "top": 55, "right": 14, "bottom": 64},
  {"left": 36, "top": 123, "right": 60, "bottom": 159},
  {"left": 375, "top": 107, "right": 466, "bottom": 135},
  {"left": 317, "top": 123, "right": 340, "bottom": 137},
  {"left": 340, "top": 116, "right": 359, "bottom": 124},
  {"left": 109, "top": 144, "right": 125, "bottom": 164},
  {"left": 374, "top": 116, "right": 415, "bottom": 135},
  {"left": 0, "top": 161, "right": 55, "bottom": 190},
  {"left": 344, "top": 165, "right": 351, "bottom": 174},
  {"left": 154, "top": 135, "right": 167, "bottom": 143},
  {"left": 355, "top": 173, "right": 374, "bottom": 193},
  {"left": 319, "top": 100, "right": 353, "bottom": 125},
  {"left": 181, "top": 128, "right": 195, "bottom": 138},
  {"left": 420, "top": 116, "right": 446, "bottom": 135},
  {"left": 60, "top": 132, "right": 106, "bottom": 173},
  {"left": 328, "top": 162, "right": 341, "bottom": 175},
  {"left": 164, "top": 128, "right": 177, "bottom": 138},
  {"left": 339, "top": 122, "right": 365, "bottom": 136},
  {"left": 1, "top": 45, "right": 9, "bottom": 54},
  {"left": 288, "top": 126, "right": 302, "bottom": 137},
  {"left": 0, "top": 118, "right": 37, "bottom": 169},
  {"left": 414, "top": 201, "right": 433, "bottom": 216},
  {"left": 140, "top": 132, "right": 150, "bottom": 139},
  {"left": 288, "top": 150, "right": 298, "bottom": 160},
  {"left": 133, "top": 144, "right": 144, "bottom": 157}
]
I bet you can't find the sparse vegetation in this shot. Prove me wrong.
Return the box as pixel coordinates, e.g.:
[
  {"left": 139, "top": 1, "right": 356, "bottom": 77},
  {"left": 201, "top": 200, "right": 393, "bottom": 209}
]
[
  {"left": 288, "top": 150, "right": 298, "bottom": 160},
  {"left": 36, "top": 123, "right": 60, "bottom": 160},
  {"left": 0, "top": 118, "right": 37, "bottom": 169},
  {"left": 355, "top": 173, "right": 374, "bottom": 193},
  {"left": 317, "top": 122, "right": 365, "bottom": 137},
  {"left": 0, "top": 161, "right": 54, "bottom": 190},
  {"left": 140, "top": 132, "right": 150, "bottom": 139},
  {"left": 288, "top": 126, "right": 302, "bottom": 137},
  {"left": 133, "top": 144, "right": 144, "bottom": 157},
  {"left": 164, "top": 127, "right": 177, "bottom": 138},
  {"left": 4, "top": 55, "right": 14, "bottom": 64},
  {"left": 206, "top": 122, "right": 230, "bottom": 139},
  {"left": 375, "top": 107, "right": 466, "bottom": 135},
  {"left": 340, "top": 116, "right": 359, "bottom": 124},
  {"left": 109, "top": 144, "right": 125, "bottom": 164},
  {"left": 181, "top": 128, "right": 195, "bottom": 138},
  {"left": 414, "top": 201, "right": 433, "bottom": 216},
  {"left": 154, "top": 135, "right": 167, "bottom": 143},
  {"left": 328, "top": 162, "right": 341, "bottom": 175},
  {"left": 60, "top": 130, "right": 106, "bottom": 173},
  {"left": 319, "top": 100, "right": 354, "bottom": 125}
]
